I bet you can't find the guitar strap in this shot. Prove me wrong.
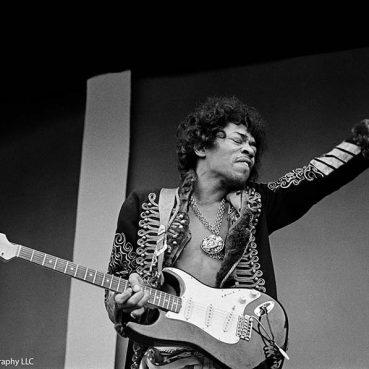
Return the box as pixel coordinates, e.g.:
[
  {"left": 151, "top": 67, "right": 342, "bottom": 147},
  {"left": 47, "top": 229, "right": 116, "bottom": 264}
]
[{"left": 153, "top": 187, "right": 179, "bottom": 283}]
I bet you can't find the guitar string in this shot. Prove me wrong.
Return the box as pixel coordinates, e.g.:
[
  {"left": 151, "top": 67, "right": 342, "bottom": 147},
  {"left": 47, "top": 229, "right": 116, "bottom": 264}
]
[
  {"left": 18, "top": 248, "right": 284, "bottom": 348},
  {"left": 176, "top": 296, "right": 253, "bottom": 317},
  {"left": 18, "top": 248, "right": 259, "bottom": 319},
  {"left": 135, "top": 282, "right": 247, "bottom": 318}
]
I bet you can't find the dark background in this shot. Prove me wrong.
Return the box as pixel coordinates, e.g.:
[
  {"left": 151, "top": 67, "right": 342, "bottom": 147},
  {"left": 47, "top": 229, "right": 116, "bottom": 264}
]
[
  {"left": 2, "top": 19, "right": 368, "bottom": 100},
  {"left": 2, "top": 29, "right": 368, "bottom": 144}
]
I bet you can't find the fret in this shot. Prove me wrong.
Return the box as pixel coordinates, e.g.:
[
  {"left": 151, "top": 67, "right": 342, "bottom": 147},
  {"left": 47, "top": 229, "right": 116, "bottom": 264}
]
[
  {"left": 163, "top": 294, "right": 170, "bottom": 310},
  {"left": 167, "top": 295, "right": 174, "bottom": 311},
  {"left": 45, "top": 255, "right": 57, "bottom": 269},
  {"left": 85, "top": 268, "right": 91, "bottom": 281},
  {"left": 74, "top": 264, "right": 79, "bottom": 277},
  {"left": 76, "top": 265, "right": 87, "bottom": 280},
  {"left": 149, "top": 290, "right": 155, "bottom": 304},
  {"left": 163, "top": 293, "right": 170, "bottom": 310},
  {"left": 174, "top": 297, "right": 181, "bottom": 313},
  {"left": 102, "top": 274, "right": 112, "bottom": 288},
  {"left": 36, "top": 251, "right": 45, "bottom": 265},
  {"left": 158, "top": 291, "right": 165, "bottom": 308},
  {"left": 172, "top": 296, "right": 178, "bottom": 311},
  {"left": 53, "top": 257, "right": 58, "bottom": 270},
  {"left": 149, "top": 288, "right": 158, "bottom": 305},
  {"left": 155, "top": 291, "right": 161, "bottom": 306},
  {"left": 49, "top": 256, "right": 54, "bottom": 268},
  {"left": 64, "top": 262, "right": 77, "bottom": 276},
  {"left": 64, "top": 261, "right": 69, "bottom": 274},
  {"left": 161, "top": 292, "right": 166, "bottom": 309},
  {"left": 85, "top": 268, "right": 96, "bottom": 283},
  {"left": 92, "top": 270, "right": 97, "bottom": 284},
  {"left": 35, "top": 251, "right": 45, "bottom": 264},
  {"left": 42, "top": 254, "right": 46, "bottom": 266},
  {"left": 110, "top": 276, "right": 118, "bottom": 291},
  {"left": 83, "top": 267, "right": 88, "bottom": 280},
  {"left": 153, "top": 290, "right": 160, "bottom": 306},
  {"left": 32, "top": 251, "right": 42, "bottom": 265},
  {"left": 55, "top": 258, "right": 66, "bottom": 273},
  {"left": 117, "top": 278, "right": 127, "bottom": 293},
  {"left": 166, "top": 294, "right": 172, "bottom": 311},
  {"left": 116, "top": 278, "right": 121, "bottom": 292},
  {"left": 94, "top": 271, "right": 104, "bottom": 286},
  {"left": 70, "top": 263, "right": 77, "bottom": 275}
]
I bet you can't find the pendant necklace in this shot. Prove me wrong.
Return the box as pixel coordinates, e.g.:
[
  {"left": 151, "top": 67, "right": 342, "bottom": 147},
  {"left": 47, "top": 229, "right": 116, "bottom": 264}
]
[{"left": 190, "top": 196, "right": 226, "bottom": 260}]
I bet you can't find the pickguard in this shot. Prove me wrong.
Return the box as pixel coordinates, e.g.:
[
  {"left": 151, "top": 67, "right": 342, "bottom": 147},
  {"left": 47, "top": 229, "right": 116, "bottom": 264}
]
[{"left": 164, "top": 268, "right": 261, "bottom": 344}]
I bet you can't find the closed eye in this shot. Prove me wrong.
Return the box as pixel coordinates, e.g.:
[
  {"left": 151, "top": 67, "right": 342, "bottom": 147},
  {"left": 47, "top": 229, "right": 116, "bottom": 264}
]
[
  {"left": 229, "top": 137, "right": 257, "bottom": 150},
  {"left": 231, "top": 138, "right": 243, "bottom": 144}
]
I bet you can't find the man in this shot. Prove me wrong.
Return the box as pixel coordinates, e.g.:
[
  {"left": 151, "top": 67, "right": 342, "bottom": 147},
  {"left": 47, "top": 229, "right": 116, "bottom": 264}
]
[{"left": 105, "top": 96, "right": 369, "bottom": 368}]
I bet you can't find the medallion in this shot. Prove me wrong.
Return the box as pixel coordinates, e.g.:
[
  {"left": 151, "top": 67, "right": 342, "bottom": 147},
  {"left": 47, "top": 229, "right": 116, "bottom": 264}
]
[
  {"left": 200, "top": 234, "right": 224, "bottom": 259},
  {"left": 190, "top": 196, "right": 226, "bottom": 260}
]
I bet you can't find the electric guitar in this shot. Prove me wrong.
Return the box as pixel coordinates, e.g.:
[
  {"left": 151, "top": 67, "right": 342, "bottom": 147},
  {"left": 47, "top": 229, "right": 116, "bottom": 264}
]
[{"left": 0, "top": 233, "right": 289, "bottom": 369}]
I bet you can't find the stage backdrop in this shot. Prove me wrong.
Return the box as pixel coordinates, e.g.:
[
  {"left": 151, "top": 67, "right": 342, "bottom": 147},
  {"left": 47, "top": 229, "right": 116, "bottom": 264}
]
[{"left": 64, "top": 72, "right": 131, "bottom": 369}]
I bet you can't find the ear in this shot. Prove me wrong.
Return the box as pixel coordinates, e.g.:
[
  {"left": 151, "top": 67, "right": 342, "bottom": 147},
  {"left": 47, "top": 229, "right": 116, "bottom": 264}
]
[{"left": 194, "top": 144, "right": 206, "bottom": 158}]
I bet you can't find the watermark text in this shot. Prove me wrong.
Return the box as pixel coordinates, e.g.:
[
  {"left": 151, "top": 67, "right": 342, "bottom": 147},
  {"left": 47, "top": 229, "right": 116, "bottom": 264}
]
[{"left": 0, "top": 358, "right": 34, "bottom": 367}]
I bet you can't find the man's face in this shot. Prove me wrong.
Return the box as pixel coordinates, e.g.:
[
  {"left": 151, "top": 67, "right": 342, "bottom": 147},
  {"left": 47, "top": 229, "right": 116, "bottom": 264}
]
[{"left": 200, "top": 123, "right": 257, "bottom": 189}]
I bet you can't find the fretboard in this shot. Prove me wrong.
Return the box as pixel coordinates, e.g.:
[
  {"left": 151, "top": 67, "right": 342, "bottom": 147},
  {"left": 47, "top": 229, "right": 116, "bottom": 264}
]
[{"left": 16, "top": 244, "right": 181, "bottom": 313}]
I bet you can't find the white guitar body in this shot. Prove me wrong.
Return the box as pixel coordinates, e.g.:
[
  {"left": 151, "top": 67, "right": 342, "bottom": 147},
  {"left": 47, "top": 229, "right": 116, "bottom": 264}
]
[{"left": 126, "top": 268, "right": 289, "bottom": 369}]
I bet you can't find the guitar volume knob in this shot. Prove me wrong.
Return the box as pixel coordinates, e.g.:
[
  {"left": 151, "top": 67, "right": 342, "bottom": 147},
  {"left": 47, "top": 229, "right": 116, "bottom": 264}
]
[
  {"left": 239, "top": 296, "right": 247, "bottom": 304},
  {"left": 250, "top": 290, "right": 260, "bottom": 298}
]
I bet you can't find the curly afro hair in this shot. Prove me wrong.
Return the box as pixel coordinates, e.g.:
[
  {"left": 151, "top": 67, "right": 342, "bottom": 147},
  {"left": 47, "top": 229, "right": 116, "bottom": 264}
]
[{"left": 176, "top": 96, "right": 266, "bottom": 181}]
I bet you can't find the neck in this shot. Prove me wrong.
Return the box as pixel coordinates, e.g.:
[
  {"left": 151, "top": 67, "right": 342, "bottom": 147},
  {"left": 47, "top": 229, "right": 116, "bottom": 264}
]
[{"left": 193, "top": 172, "right": 227, "bottom": 205}]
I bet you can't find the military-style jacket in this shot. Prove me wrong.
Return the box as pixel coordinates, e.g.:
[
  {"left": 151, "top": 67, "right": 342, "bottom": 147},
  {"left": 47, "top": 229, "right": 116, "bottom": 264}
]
[{"left": 106, "top": 134, "right": 369, "bottom": 369}]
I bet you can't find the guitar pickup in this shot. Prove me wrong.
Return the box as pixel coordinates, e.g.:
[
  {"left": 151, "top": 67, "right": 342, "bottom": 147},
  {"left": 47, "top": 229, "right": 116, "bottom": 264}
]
[
  {"left": 205, "top": 304, "right": 215, "bottom": 327},
  {"left": 184, "top": 297, "right": 194, "bottom": 320}
]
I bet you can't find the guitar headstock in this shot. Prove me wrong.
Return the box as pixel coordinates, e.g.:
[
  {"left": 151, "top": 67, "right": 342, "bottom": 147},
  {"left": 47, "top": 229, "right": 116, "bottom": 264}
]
[{"left": 0, "top": 233, "right": 18, "bottom": 261}]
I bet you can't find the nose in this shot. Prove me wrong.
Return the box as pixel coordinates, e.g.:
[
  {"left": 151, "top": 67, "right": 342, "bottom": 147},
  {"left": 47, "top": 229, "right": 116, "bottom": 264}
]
[{"left": 240, "top": 142, "right": 255, "bottom": 158}]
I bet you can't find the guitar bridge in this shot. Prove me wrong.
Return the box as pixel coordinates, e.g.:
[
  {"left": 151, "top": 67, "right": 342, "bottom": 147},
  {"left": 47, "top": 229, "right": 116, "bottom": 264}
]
[{"left": 237, "top": 315, "right": 253, "bottom": 341}]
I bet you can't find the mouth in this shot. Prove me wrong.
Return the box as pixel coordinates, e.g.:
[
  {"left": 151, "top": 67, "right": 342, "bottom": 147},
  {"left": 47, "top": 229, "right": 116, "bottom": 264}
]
[{"left": 235, "top": 158, "right": 252, "bottom": 167}]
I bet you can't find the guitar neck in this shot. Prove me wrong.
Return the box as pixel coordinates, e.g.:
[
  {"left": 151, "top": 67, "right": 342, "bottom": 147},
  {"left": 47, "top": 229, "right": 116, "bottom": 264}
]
[{"left": 15, "top": 244, "right": 181, "bottom": 313}]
